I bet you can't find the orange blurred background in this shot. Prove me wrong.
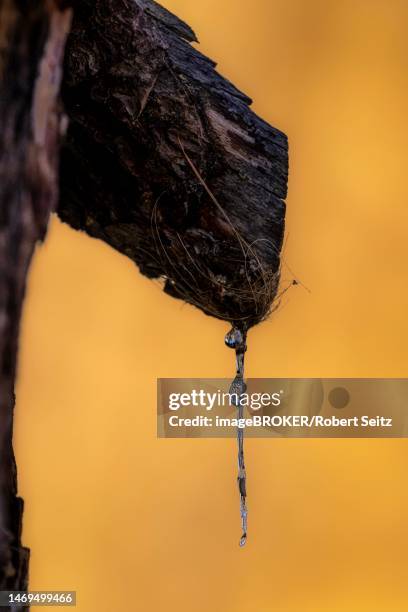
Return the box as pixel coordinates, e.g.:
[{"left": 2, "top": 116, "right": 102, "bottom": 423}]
[{"left": 14, "top": 0, "right": 408, "bottom": 610}]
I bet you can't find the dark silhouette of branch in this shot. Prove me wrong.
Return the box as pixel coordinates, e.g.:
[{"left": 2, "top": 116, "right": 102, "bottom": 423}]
[{"left": 59, "top": 0, "right": 288, "bottom": 326}]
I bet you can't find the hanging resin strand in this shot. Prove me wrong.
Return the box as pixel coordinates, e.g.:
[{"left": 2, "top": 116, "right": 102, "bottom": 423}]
[{"left": 225, "top": 325, "right": 248, "bottom": 547}]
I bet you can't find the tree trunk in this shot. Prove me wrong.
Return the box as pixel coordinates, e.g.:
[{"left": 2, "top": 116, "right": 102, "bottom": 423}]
[{"left": 0, "top": 0, "right": 72, "bottom": 597}]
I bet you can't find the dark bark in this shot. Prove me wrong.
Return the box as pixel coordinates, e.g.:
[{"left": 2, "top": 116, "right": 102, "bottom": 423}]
[
  {"left": 0, "top": 0, "right": 72, "bottom": 597},
  {"left": 59, "top": 0, "right": 288, "bottom": 327}
]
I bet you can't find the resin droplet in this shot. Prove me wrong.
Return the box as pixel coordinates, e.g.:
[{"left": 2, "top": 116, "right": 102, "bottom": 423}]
[{"left": 225, "top": 327, "right": 246, "bottom": 353}]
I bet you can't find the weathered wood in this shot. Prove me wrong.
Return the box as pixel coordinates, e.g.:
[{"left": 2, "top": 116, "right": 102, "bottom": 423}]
[
  {"left": 0, "top": 0, "right": 72, "bottom": 593},
  {"left": 59, "top": 0, "right": 288, "bottom": 327}
]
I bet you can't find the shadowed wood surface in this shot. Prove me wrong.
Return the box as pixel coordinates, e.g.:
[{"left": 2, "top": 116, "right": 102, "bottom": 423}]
[{"left": 59, "top": 0, "right": 288, "bottom": 326}]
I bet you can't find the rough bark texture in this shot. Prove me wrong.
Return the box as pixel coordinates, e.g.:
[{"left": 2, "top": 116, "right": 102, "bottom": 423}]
[
  {"left": 59, "top": 0, "right": 288, "bottom": 327},
  {"left": 0, "top": 0, "right": 72, "bottom": 597}
]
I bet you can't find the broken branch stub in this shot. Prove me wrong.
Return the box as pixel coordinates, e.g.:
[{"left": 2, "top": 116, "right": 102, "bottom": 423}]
[{"left": 59, "top": 0, "right": 288, "bottom": 327}]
